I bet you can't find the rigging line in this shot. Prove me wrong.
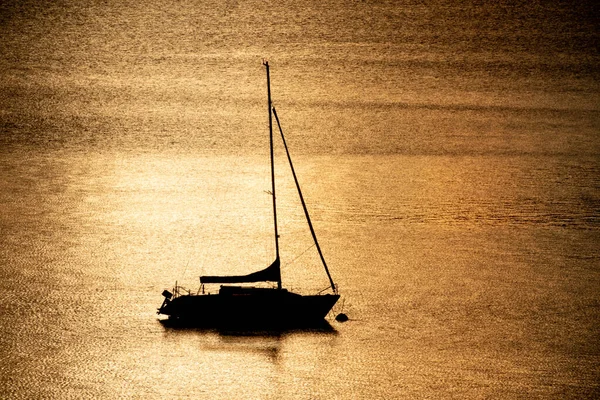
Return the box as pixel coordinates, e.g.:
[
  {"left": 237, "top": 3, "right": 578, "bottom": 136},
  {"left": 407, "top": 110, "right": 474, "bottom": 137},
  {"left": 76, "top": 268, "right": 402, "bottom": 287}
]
[
  {"left": 282, "top": 243, "right": 316, "bottom": 270},
  {"left": 198, "top": 159, "right": 234, "bottom": 281},
  {"left": 272, "top": 106, "right": 337, "bottom": 294},
  {"left": 264, "top": 61, "right": 279, "bottom": 260},
  {"left": 179, "top": 260, "right": 190, "bottom": 282},
  {"left": 265, "top": 60, "right": 282, "bottom": 290},
  {"left": 263, "top": 187, "right": 274, "bottom": 268},
  {"left": 263, "top": 116, "right": 275, "bottom": 268}
]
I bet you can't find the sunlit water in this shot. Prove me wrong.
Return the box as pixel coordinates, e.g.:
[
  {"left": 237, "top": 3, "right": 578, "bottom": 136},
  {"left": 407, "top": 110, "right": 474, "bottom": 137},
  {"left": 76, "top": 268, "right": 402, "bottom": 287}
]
[{"left": 1, "top": 0, "right": 599, "bottom": 398}]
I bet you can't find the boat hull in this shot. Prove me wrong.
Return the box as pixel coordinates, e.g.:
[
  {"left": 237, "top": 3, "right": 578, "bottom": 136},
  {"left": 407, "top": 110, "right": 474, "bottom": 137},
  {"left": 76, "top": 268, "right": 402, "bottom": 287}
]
[{"left": 158, "top": 287, "right": 339, "bottom": 328}]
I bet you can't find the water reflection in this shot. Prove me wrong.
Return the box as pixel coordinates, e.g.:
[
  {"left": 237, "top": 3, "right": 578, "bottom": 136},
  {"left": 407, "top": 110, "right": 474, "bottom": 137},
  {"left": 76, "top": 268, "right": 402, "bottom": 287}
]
[
  {"left": 158, "top": 319, "right": 337, "bottom": 364},
  {"left": 159, "top": 318, "right": 337, "bottom": 335}
]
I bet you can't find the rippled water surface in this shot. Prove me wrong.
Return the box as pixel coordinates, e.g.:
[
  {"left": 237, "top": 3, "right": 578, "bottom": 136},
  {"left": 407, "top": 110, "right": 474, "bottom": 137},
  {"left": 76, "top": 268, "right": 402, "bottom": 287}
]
[{"left": 1, "top": 0, "right": 599, "bottom": 398}]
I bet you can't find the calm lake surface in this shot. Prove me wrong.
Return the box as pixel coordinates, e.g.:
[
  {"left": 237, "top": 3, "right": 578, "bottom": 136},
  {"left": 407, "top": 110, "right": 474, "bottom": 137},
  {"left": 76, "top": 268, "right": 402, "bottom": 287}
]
[{"left": 1, "top": 0, "right": 598, "bottom": 398}]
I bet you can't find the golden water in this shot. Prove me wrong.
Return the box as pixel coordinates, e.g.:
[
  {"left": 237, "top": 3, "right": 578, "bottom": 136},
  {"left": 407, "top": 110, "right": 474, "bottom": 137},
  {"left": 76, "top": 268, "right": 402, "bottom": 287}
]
[{"left": 1, "top": 0, "right": 598, "bottom": 398}]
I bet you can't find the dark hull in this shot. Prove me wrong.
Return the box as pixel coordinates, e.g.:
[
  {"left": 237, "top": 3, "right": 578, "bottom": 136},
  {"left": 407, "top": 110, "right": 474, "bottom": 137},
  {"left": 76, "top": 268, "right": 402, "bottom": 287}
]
[{"left": 159, "top": 287, "right": 339, "bottom": 328}]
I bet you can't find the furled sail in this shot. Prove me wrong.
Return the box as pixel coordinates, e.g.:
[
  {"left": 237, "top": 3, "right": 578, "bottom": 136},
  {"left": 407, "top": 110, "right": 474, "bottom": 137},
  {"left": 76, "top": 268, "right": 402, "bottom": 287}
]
[{"left": 200, "top": 258, "right": 281, "bottom": 284}]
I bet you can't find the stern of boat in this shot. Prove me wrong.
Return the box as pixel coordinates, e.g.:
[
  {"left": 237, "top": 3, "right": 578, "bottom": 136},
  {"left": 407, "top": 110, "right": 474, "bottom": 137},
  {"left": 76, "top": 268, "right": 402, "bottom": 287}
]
[{"left": 157, "top": 289, "right": 173, "bottom": 316}]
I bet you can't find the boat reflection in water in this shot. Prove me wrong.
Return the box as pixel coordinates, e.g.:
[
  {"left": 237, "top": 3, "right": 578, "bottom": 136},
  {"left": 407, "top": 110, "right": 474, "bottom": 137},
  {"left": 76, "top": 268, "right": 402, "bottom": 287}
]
[{"left": 158, "top": 61, "right": 340, "bottom": 329}]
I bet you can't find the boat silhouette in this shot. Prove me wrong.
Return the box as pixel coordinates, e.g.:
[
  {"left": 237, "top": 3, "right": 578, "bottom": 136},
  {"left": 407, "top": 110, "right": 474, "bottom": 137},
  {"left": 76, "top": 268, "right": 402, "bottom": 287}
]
[{"left": 158, "top": 61, "right": 340, "bottom": 328}]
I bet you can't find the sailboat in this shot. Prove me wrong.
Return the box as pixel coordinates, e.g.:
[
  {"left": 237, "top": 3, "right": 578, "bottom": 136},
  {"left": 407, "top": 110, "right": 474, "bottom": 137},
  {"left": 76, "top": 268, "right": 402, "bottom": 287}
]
[{"left": 158, "top": 61, "right": 340, "bottom": 327}]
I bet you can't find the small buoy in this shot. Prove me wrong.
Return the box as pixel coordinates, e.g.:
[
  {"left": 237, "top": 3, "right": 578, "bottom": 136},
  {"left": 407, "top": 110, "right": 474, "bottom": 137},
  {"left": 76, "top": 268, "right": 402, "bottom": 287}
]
[{"left": 335, "top": 313, "right": 348, "bottom": 322}]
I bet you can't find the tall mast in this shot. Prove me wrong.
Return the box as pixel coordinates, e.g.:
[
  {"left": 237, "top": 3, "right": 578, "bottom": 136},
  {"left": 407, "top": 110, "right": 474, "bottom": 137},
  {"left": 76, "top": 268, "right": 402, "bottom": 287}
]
[
  {"left": 272, "top": 107, "right": 337, "bottom": 294},
  {"left": 264, "top": 61, "right": 281, "bottom": 290}
]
